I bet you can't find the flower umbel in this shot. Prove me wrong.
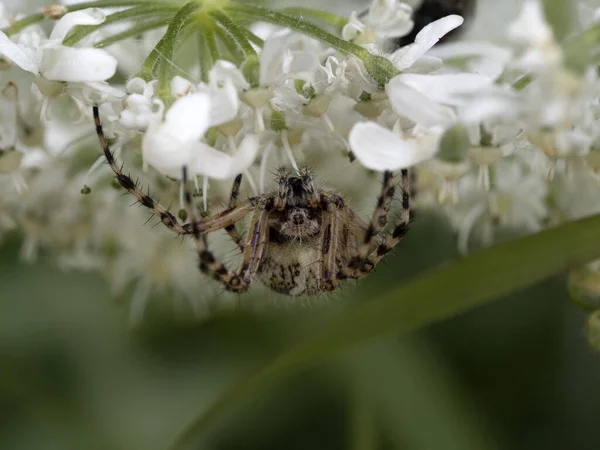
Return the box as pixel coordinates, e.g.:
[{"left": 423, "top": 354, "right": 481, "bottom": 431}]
[{"left": 1, "top": 0, "right": 600, "bottom": 319}]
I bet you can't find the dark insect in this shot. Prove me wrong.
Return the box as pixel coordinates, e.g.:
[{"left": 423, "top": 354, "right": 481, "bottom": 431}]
[{"left": 93, "top": 107, "right": 412, "bottom": 296}]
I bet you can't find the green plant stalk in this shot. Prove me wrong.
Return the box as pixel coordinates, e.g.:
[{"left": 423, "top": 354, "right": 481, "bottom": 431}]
[
  {"left": 229, "top": 2, "right": 397, "bottom": 86},
  {"left": 239, "top": 26, "right": 263, "bottom": 47},
  {"left": 62, "top": 4, "right": 179, "bottom": 46},
  {"left": 230, "top": 3, "right": 368, "bottom": 60},
  {"left": 2, "top": 0, "right": 157, "bottom": 36},
  {"left": 212, "top": 23, "right": 246, "bottom": 65},
  {"left": 279, "top": 7, "right": 347, "bottom": 29},
  {"left": 94, "top": 17, "right": 171, "bottom": 48},
  {"left": 170, "top": 211, "right": 600, "bottom": 450},
  {"left": 138, "top": 1, "right": 198, "bottom": 90},
  {"left": 197, "top": 25, "right": 219, "bottom": 83},
  {"left": 209, "top": 10, "right": 256, "bottom": 58}
]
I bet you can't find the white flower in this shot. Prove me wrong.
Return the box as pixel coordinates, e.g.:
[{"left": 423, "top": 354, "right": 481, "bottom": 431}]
[
  {"left": 343, "top": 0, "right": 413, "bottom": 44},
  {"left": 348, "top": 121, "right": 440, "bottom": 171},
  {"left": 507, "top": 0, "right": 561, "bottom": 72},
  {"left": 366, "top": 0, "right": 414, "bottom": 39},
  {"left": 141, "top": 92, "right": 258, "bottom": 180},
  {"left": 0, "top": 9, "right": 117, "bottom": 83}
]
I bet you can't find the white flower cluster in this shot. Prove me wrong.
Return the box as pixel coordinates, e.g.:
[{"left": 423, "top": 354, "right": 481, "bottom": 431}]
[{"left": 1, "top": 0, "right": 599, "bottom": 318}]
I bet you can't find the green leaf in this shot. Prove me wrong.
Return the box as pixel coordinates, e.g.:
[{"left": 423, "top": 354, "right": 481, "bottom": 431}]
[{"left": 170, "top": 213, "right": 600, "bottom": 450}]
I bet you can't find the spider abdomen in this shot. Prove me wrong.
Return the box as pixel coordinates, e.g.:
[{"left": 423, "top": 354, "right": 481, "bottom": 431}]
[{"left": 257, "top": 241, "right": 325, "bottom": 296}]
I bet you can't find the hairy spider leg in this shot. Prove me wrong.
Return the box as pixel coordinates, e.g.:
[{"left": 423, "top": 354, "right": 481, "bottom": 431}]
[
  {"left": 92, "top": 106, "right": 185, "bottom": 234},
  {"left": 365, "top": 168, "right": 412, "bottom": 270},
  {"left": 238, "top": 202, "right": 271, "bottom": 283},
  {"left": 182, "top": 167, "right": 251, "bottom": 293},
  {"left": 357, "top": 170, "right": 395, "bottom": 260},
  {"left": 224, "top": 173, "right": 245, "bottom": 250},
  {"left": 339, "top": 169, "right": 411, "bottom": 279},
  {"left": 317, "top": 192, "right": 346, "bottom": 292}
]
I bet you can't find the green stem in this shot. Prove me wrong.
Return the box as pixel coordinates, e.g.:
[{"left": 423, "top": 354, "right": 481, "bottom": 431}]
[
  {"left": 239, "top": 26, "right": 263, "bottom": 48},
  {"left": 209, "top": 10, "right": 256, "bottom": 58},
  {"left": 279, "top": 7, "right": 347, "bottom": 29},
  {"left": 230, "top": 2, "right": 368, "bottom": 59},
  {"left": 198, "top": 25, "right": 218, "bottom": 83},
  {"left": 229, "top": 2, "right": 397, "bottom": 86},
  {"left": 212, "top": 22, "right": 245, "bottom": 64},
  {"left": 156, "top": 1, "right": 200, "bottom": 101},
  {"left": 62, "top": 4, "right": 178, "bottom": 46},
  {"left": 94, "top": 17, "right": 171, "bottom": 48},
  {"left": 137, "top": 1, "right": 197, "bottom": 85},
  {"left": 2, "top": 0, "right": 157, "bottom": 36}
]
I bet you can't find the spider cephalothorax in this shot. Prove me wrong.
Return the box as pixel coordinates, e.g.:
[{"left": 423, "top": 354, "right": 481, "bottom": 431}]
[{"left": 93, "top": 107, "right": 412, "bottom": 296}]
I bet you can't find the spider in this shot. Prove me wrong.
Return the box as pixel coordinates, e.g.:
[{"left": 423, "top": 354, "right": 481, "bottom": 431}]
[{"left": 93, "top": 106, "right": 412, "bottom": 296}]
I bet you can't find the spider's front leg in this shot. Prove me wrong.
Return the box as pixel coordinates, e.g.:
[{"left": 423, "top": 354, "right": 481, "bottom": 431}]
[
  {"left": 93, "top": 106, "right": 186, "bottom": 234},
  {"left": 341, "top": 169, "right": 411, "bottom": 280},
  {"left": 224, "top": 173, "right": 246, "bottom": 251},
  {"left": 182, "top": 168, "right": 256, "bottom": 293}
]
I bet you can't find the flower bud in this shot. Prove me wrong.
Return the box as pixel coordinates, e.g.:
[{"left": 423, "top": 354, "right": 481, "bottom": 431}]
[{"left": 437, "top": 125, "right": 470, "bottom": 163}]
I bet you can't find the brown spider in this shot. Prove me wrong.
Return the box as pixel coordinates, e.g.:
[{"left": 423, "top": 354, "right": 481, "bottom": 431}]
[{"left": 93, "top": 106, "right": 411, "bottom": 296}]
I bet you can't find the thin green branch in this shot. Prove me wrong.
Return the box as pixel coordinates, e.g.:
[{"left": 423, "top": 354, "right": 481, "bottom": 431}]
[
  {"left": 209, "top": 10, "right": 256, "bottom": 58},
  {"left": 228, "top": 2, "right": 397, "bottom": 86},
  {"left": 230, "top": 2, "right": 368, "bottom": 60},
  {"left": 94, "top": 17, "right": 171, "bottom": 48},
  {"left": 62, "top": 4, "right": 178, "bottom": 46},
  {"left": 156, "top": 1, "right": 200, "bottom": 100},
  {"left": 279, "top": 7, "right": 347, "bottom": 29},
  {"left": 212, "top": 22, "right": 245, "bottom": 64},
  {"left": 138, "top": 1, "right": 198, "bottom": 83},
  {"left": 197, "top": 24, "right": 219, "bottom": 83},
  {"left": 2, "top": 0, "right": 157, "bottom": 36}
]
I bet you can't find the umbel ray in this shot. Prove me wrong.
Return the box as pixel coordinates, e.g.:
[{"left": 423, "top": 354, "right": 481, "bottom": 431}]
[{"left": 93, "top": 106, "right": 412, "bottom": 296}]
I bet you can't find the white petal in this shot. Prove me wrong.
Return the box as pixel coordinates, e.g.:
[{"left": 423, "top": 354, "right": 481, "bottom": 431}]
[
  {"left": 396, "top": 73, "right": 492, "bottom": 105},
  {"left": 0, "top": 31, "right": 39, "bottom": 74},
  {"left": 386, "top": 78, "right": 456, "bottom": 127},
  {"left": 141, "top": 93, "right": 212, "bottom": 177},
  {"left": 392, "top": 15, "right": 463, "bottom": 70},
  {"left": 50, "top": 8, "right": 106, "bottom": 42},
  {"left": 39, "top": 47, "right": 117, "bottom": 82},
  {"left": 349, "top": 122, "right": 434, "bottom": 171},
  {"left": 209, "top": 59, "right": 250, "bottom": 90},
  {"left": 142, "top": 131, "right": 195, "bottom": 179},
  {"left": 191, "top": 134, "right": 259, "bottom": 179},
  {"left": 286, "top": 50, "right": 320, "bottom": 82},
  {"left": 260, "top": 29, "right": 290, "bottom": 86},
  {"left": 208, "top": 79, "right": 239, "bottom": 126},
  {"left": 171, "top": 75, "right": 194, "bottom": 97},
  {"left": 461, "top": 93, "right": 520, "bottom": 123},
  {"left": 164, "top": 92, "right": 212, "bottom": 142},
  {"left": 427, "top": 41, "right": 512, "bottom": 78}
]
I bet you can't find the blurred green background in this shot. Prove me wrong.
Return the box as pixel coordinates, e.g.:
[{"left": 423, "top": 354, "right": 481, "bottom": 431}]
[{"left": 2, "top": 212, "right": 599, "bottom": 450}]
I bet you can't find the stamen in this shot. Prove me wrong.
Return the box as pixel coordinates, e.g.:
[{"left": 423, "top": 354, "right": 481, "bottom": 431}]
[{"left": 281, "top": 130, "right": 300, "bottom": 173}]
